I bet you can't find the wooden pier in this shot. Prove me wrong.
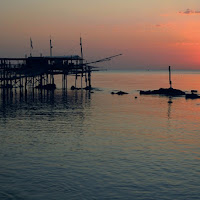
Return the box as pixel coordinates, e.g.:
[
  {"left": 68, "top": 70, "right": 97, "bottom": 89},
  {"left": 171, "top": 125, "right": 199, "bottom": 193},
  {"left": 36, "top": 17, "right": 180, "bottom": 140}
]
[{"left": 0, "top": 55, "right": 92, "bottom": 91}]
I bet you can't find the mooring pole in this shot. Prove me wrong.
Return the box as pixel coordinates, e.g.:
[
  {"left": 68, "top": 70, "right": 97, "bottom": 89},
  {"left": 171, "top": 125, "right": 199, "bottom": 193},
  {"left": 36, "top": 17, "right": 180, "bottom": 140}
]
[
  {"left": 64, "top": 73, "right": 66, "bottom": 90},
  {"left": 25, "top": 76, "right": 27, "bottom": 91},
  {"left": 169, "top": 66, "right": 172, "bottom": 88},
  {"left": 32, "top": 76, "right": 34, "bottom": 88},
  {"left": 88, "top": 66, "right": 91, "bottom": 89},
  {"left": 25, "top": 77, "right": 27, "bottom": 101},
  {"left": 52, "top": 73, "right": 54, "bottom": 85},
  {"left": 30, "top": 37, "right": 33, "bottom": 57},
  {"left": 66, "top": 72, "right": 68, "bottom": 89},
  {"left": 62, "top": 74, "right": 64, "bottom": 89},
  {"left": 50, "top": 36, "right": 53, "bottom": 57},
  {"left": 85, "top": 66, "right": 88, "bottom": 87},
  {"left": 22, "top": 77, "right": 24, "bottom": 90},
  {"left": 80, "top": 37, "right": 83, "bottom": 89},
  {"left": 46, "top": 73, "right": 48, "bottom": 85},
  {"left": 75, "top": 76, "right": 77, "bottom": 88}
]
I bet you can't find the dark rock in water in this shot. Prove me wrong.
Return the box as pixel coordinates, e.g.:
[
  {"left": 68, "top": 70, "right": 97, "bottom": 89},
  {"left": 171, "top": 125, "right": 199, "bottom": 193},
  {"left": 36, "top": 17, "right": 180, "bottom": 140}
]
[
  {"left": 185, "top": 90, "right": 200, "bottom": 99},
  {"left": 185, "top": 93, "right": 200, "bottom": 99},
  {"left": 117, "top": 91, "right": 128, "bottom": 95},
  {"left": 71, "top": 86, "right": 76, "bottom": 90},
  {"left": 71, "top": 86, "right": 92, "bottom": 90},
  {"left": 71, "top": 86, "right": 81, "bottom": 90},
  {"left": 36, "top": 84, "right": 56, "bottom": 90},
  {"left": 84, "top": 86, "right": 92, "bottom": 90},
  {"left": 111, "top": 91, "right": 129, "bottom": 95},
  {"left": 140, "top": 88, "right": 185, "bottom": 96}
]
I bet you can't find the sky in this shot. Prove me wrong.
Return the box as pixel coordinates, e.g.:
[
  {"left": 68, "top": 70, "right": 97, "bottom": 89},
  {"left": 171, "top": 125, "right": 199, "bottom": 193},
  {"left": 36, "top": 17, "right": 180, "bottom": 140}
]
[{"left": 1, "top": 0, "right": 200, "bottom": 70}]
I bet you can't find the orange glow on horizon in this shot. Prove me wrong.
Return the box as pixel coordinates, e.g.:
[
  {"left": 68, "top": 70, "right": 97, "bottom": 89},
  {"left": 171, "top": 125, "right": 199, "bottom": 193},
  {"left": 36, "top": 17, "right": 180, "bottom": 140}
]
[{"left": 1, "top": 1, "right": 200, "bottom": 69}]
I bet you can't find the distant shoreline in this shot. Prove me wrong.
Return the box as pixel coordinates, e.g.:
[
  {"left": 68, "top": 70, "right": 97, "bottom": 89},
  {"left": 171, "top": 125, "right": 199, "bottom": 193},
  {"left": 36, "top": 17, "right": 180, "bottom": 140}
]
[{"left": 95, "top": 69, "right": 200, "bottom": 74}]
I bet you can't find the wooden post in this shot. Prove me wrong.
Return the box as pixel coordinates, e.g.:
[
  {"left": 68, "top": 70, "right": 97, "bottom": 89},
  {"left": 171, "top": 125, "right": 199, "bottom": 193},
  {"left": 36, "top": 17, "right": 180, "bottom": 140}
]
[
  {"left": 32, "top": 76, "right": 34, "bottom": 88},
  {"left": 46, "top": 73, "right": 49, "bottom": 85},
  {"left": 66, "top": 72, "right": 68, "bottom": 90},
  {"left": 52, "top": 73, "right": 54, "bottom": 85},
  {"left": 169, "top": 66, "right": 172, "bottom": 88},
  {"left": 88, "top": 66, "right": 91, "bottom": 89},
  {"left": 63, "top": 73, "right": 66, "bottom": 90},
  {"left": 25, "top": 77, "right": 27, "bottom": 90},
  {"left": 62, "top": 73, "right": 64, "bottom": 89},
  {"left": 85, "top": 65, "right": 88, "bottom": 87}
]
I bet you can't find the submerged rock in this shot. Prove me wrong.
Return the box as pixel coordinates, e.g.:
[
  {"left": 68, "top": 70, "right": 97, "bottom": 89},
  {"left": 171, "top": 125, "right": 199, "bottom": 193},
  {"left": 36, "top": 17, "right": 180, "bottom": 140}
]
[
  {"left": 117, "top": 91, "right": 129, "bottom": 95},
  {"left": 111, "top": 91, "right": 129, "bottom": 95},
  {"left": 71, "top": 86, "right": 76, "bottom": 90}
]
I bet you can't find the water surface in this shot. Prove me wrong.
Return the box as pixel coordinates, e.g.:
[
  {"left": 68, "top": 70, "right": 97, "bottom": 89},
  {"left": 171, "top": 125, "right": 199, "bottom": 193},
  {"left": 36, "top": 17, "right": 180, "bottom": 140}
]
[{"left": 0, "top": 70, "right": 200, "bottom": 200}]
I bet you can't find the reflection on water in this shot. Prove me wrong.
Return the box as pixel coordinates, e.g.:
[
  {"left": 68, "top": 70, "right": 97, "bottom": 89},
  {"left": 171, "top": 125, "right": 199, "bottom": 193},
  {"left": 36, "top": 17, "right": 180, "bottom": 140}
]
[
  {"left": 167, "top": 96, "right": 173, "bottom": 120},
  {"left": 1, "top": 71, "right": 200, "bottom": 200},
  {"left": 0, "top": 88, "right": 91, "bottom": 119}
]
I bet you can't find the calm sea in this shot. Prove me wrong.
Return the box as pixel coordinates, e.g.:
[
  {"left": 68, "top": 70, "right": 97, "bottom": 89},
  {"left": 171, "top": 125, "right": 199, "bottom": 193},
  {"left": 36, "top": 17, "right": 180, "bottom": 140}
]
[{"left": 0, "top": 70, "right": 200, "bottom": 200}]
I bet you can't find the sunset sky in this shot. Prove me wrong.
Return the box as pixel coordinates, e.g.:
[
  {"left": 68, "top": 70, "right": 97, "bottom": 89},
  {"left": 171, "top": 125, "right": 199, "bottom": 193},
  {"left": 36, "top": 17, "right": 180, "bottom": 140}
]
[{"left": 1, "top": 0, "right": 200, "bottom": 69}]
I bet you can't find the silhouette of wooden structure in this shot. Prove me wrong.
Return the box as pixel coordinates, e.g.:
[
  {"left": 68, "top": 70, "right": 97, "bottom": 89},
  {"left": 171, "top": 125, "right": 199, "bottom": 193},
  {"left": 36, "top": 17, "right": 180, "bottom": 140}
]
[{"left": 0, "top": 55, "right": 94, "bottom": 91}]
